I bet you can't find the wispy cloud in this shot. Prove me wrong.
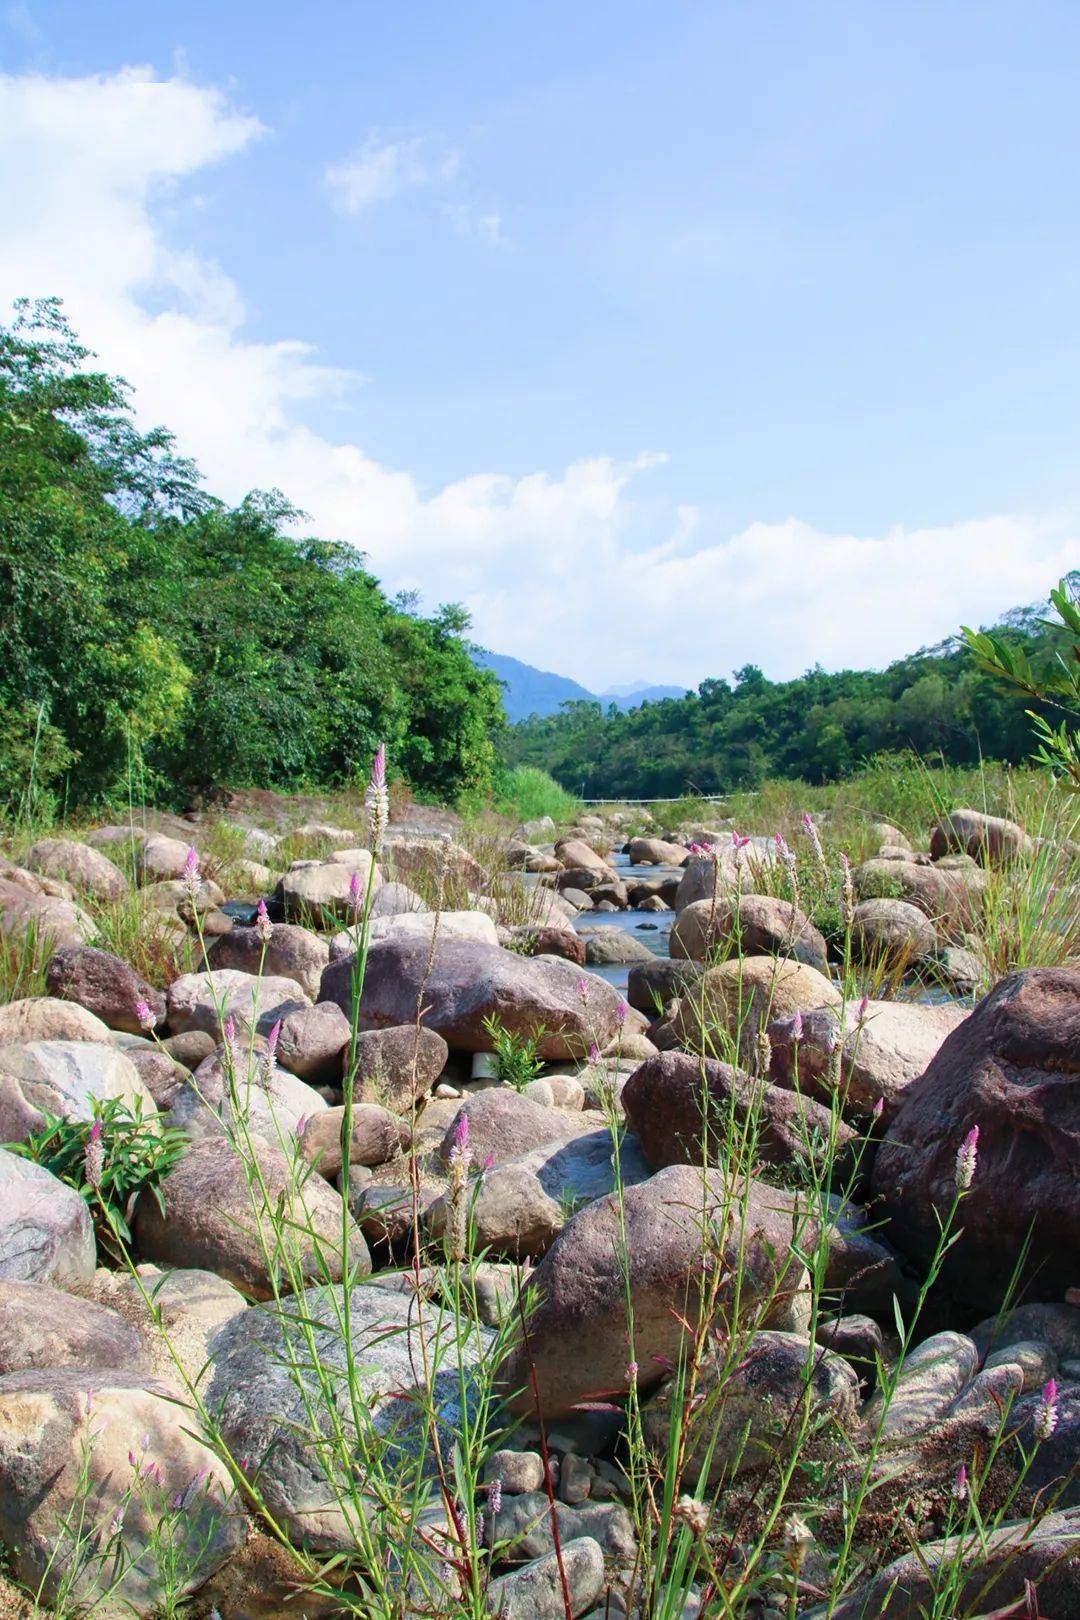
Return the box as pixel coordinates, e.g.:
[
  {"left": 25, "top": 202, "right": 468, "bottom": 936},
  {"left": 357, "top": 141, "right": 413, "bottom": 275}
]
[{"left": 324, "top": 133, "right": 458, "bottom": 215}]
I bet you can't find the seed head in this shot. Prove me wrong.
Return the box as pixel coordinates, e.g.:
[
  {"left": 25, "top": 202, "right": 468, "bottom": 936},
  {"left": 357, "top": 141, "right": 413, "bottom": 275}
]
[
  {"left": 955, "top": 1123, "right": 980, "bottom": 1192},
  {"left": 673, "top": 1494, "right": 709, "bottom": 1538}
]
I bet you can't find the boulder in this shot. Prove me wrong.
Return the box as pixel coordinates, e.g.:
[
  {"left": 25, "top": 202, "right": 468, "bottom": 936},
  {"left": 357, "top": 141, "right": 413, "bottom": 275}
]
[
  {"left": 851, "top": 898, "right": 938, "bottom": 966},
  {"left": 426, "top": 1163, "right": 565, "bottom": 1258},
  {"left": 367, "top": 909, "right": 499, "bottom": 948},
  {"left": 207, "top": 1284, "right": 494, "bottom": 1549},
  {"left": 505, "top": 1126, "right": 653, "bottom": 1209},
  {"left": 579, "top": 925, "right": 656, "bottom": 966},
  {"left": 862, "top": 1330, "right": 978, "bottom": 1440},
  {"left": 350, "top": 1025, "right": 448, "bottom": 1112},
  {"left": 45, "top": 945, "right": 167, "bottom": 1035},
  {"left": 169, "top": 1045, "right": 327, "bottom": 1143},
  {"left": 507, "top": 926, "right": 586, "bottom": 966},
  {"left": 0, "top": 1150, "right": 95, "bottom": 1286},
  {"left": 626, "top": 957, "right": 703, "bottom": 1016},
  {"left": 853, "top": 858, "right": 987, "bottom": 940},
  {"left": 436, "top": 1088, "right": 593, "bottom": 1171},
  {"left": 322, "top": 935, "right": 626, "bottom": 1060},
  {"left": 0, "top": 1040, "right": 155, "bottom": 1143},
  {"left": 166, "top": 968, "right": 311, "bottom": 1041},
  {"left": 381, "top": 831, "right": 487, "bottom": 890},
  {"left": 133, "top": 831, "right": 197, "bottom": 883},
  {"left": 672, "top": 956, "right": 842, "bottom": 1057},
  {"left": 0, "top": 996, "right": 113, "bottom": 1045},
  {"left": 872, "top": 968, "right": 1080, "bottom": 1312},
  {"left": 207, "top": 923, "right": 329, "bottom": 999},
  {"left": 0, "top": 1279, "right": 147, "bottom": 1375},
  {"left": 25, "top": 838, "right": 128, "bottom": 901},
  {"left": 499, "top": 1164, "right": 809, "bottom": 1419},
  {"left": 554, "top": 837, "right": 613, "bottom": 877},
  {"left": 275, "top": 1001, "right": 352, "bottom": 1081},
  {"left": 98, "top": 1263, "right": 248, "bottom": 1391},
  {"left": 276, "top": 853, "right": 381, "bottom": 927},
  {"left": 622, "top": 1050, "right": 854, "bottom": 1173},
  {"left": 0, "top": 1367, "right": 243, "bottom": 1615},
  {"left": 768, "top": 999, "right": 970, "bottom": 1121},
  {"left": 488, "top": 1539, "right": 606, "bottom": 1620},
  {"left": 371, "top": 880, "right": 428, "bottom": 916},
  {"left": 134, "top": 1135, "right": 369, "bottom": 1299},
  {"left": 642, "top": 1330, "right": 859, "bottom": 1484},
  {"left": 627, "top": 837, "right": 689, "bottom": 866},
  {"left": 0, "top": 889, "right": 97, "bottom": 949},
  {"left": 930, "top": 807, "right": 1034, "bottom": 864},
  {"left": 299, "top": 1103, "right": 409, "bottom": 1177},
  {"left": 674, "top": 843, "right": 777, "bottom": 912},
  {"left": 670, "top": 893, "right": 828, "bottom": 970},
  {"left": 491, "top": 1493, "right": 635, "bottom": 1563}
]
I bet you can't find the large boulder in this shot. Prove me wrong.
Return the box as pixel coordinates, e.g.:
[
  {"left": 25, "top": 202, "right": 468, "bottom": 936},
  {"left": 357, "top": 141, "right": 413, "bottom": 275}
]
[
  {"left": 0, "top": 1367, "right": 244, "bottom": 1615},
  {"left": 133, "top": 831, "right": 197, "bottom": 883},
  {"left": 426, "top": 1163, "right": 565, "bottom": 1259},
  {"left": 670, "top": 893, "right": 827, "bottom": 971},
  {"left": 0, "top": 1150, "right": 96, "bottom": 1286},
  {"left": 169, "top": 1044, "right": 327, "bottom": 1142},
  {"left": 930, "top": 807, "right": 1034, "bottom": 865},
  {"left": 369, "top": 909, "right": 499, "bottom": 947},
  {"left": 853, "top": 858, "right": 988, "bottom": 940},
  {"left": 498, "top": 1164, "right": 809, "bottom": 1419},
  {"left": 0, "top": 1279, "right": 147, "bottom": 1375},
  {"left": 166, "top": 968, "right": 310, "bottom": 1041},
  {"left": 622, "top": 1050, "right": 853, "bottom": 1173},
  {"left": 435, "top": 1088, "right": 593, "bottom": 1170},
  {"left": 276, "top": 853, "right": 381, "bottom": 927},
  {"left": 207, "top": 923, "right": 329, "bottom": 999},
  {"left": 275, "top": 1001, "right": 352, "bottom": 1082},
  {"left": 0, "top": 996, "right": 114, "bottom": 1045},
  {"left": 45, "top": 945, "right": 166, "bottom": 1034},
  {"left": 207, "top": 1284, "right": 494, "bottom": 1550},
  {"left": 626, "top": 958, "right": 702, "bottom": 1016},
  {"left": 322, "top": 936, "right": 626, "bottom": 1060},
  {"left": 24, "top": 838, "right": 128, "bottom": 901},
  {"left": 851, "top": 899, "right": 938, "bottom": 967},
  {"left": 627, "top": 837, "right": 689, "bottom": 867},
  {"left": 0, "top": 889, "right": 97, "bottom": 949},
  {"left": 768, "top": 999, "right": 970, "bottom": 1121},
  {"left": 872, "top": 968, "right": 1080, "bottom": 1311},
  {"left": 0, "top": 1041, "right": 155, "bottom": 1143},
  {"left": 133, "top": 1135, "right": 369, "bottom": 1299},
  {"left": 578, "top": 925, "right": 655, "bottom": 966},
  {"left": 672, "top": 956, "right": 842, "bottom": 1057},
  {"left": 350, "top": 1025, "right": 448, "bottom": 1112},
  {"left": 553, "top": 838, "right": 613, "bottom": 878},
  {"left": 674, "top": 844, "right": 777, "bottom": 912},
  {"left": 381, "top": 831, "right": 486, "bottom": 890}
]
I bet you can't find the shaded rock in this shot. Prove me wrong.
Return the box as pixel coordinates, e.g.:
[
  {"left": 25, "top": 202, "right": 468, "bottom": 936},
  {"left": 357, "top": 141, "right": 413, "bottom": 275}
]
[
  {"left": 208, "top": 1284, "right": 492, "bottom": 1549},
  {"left": 166, "top": 968, "right": 311, "bottom": 1041},
  {"left": 0, "top": 1040, "right": 154, "bottom": 1143},
  {"left": 0, "top": 1368, "right": 243, "bottom": 1617},
  {"left": 350, "top": 1024, "right": 448, "bottom": 1112},
  {"left": 768, "top": 999, "right": 969, "bottom": 1121},
  {"left": 45, "top": 945, "right": 166, "bottom": 1034},
  {"left": 276, "top": 1001, "right": 352, "bottom": 1081},
  {"left": 170, "top": 1044, "right": 326, "bottom": 1142},
  {"left": 0, "top": 1150, "right": 95, "bottom": 1286},
  {"left": 930, "top": 806, "right": 1034, "bottom": 864},
  {"left": 0, "top": 1279, "right": 147, "bottom": 1375},
  {"left": 161, "top": 1029, "right": 216, "bottom": 1068},
  {"left": 371, "top": 880, "right": 428, "bottom": 916},
  {"left": 25, "top": 838, "right": 128, "bottom": 900},
  {"left": 323, "top": 935, "right": 626, "bottom": 1060},
  {"left": 487, "top": 1538, "right": 606, "bottom": 1620},
  {"left": 0, "top": 996, "right": 113, "bottom": 1045},
  {"left": 127, "top": 1046, "right": 189, "bottom": 1109},
  {"left": 671, "top": 893, "right": 827, "bottom": 971},
  {"left": 873, "top": 968, "right": 1080, "bottom": 1312},
  {"left": 851, "top": 899, "right": 937, "bottom": 967},
  {"left": 427, "top": 1163, "right": 565, "bottom": 1258},
  {"left": 133, "top": 831, "right": 197, "bottom": 883},
  {"left": 507, "top": 926, "right": 586, "bottom": 965},
  {"left": 436, "top": 1088, "right": 593, "bottom": 1171},
  {"left": 499, "top": 1164, "right": 808, "bottom": 1419},
  {"left": 134, "top": 1135, "right": 369, "bottom": 1299},
  {"left": 492, "top": 1493, "right": 635, "bottom": 1563},
  {"left": 511, "top": 1127, "right": 654, "bottom": 1208},
  {"left": 642, "top": 1330, "right": 859, "bottom": 1484},
  {"left": 0, "top": 889, "right": 97, "bottom": 949},
  {"left": 622, "top": 1049, "right": 854, "bottom": 1173},
  {"left": 854, "top": 858, "right": 988, "bottom": 940},
  {"left": 971, "top": 1302, "right": 1080, "bottom": 1365},
  {"left": 207, "top": 923, "right": 328, "bottom": 999},
  {"left": 626, "top": 957, "right": 703, "bottom": 1016}
]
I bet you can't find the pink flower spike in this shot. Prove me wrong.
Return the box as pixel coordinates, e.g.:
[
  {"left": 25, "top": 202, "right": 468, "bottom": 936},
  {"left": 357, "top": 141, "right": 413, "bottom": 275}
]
[
  {"left": 955, "top": 1123, "right": 980, "bottom": 1192},
  {"left": 730, "top": 829, "right": 752, "bottom": 849},
  {"left": 448, "top": 1111, "right": 471, "bottom": 1166},
  {"left": 856, "top": 994, "right": 870, "bottom": 1027},
  {"left": 953, "top": 1464, "right": 968, "bottom": 1501},
  {"left": 1034, "top": 1378, "right": 1059, "bottom": 1441},
  {"left": 223, "top": 1015, "right": 236, "bottom": 1046},
  {"left": 871, "top": 1097, "right": 885, "bottom": 1120},
  {"left": 791, "top": 1008, "right": 804, "bottom": 1041},
  {"left": 348, "top": 869, "right": 362, "bottom": 906},
  {"left": 588, "top": 1042, "right": 600, "bottom": 1062},
  {"left": 255, "top": 898, "right": 273, "bottom": 943},
  {"left": 265, "top": 1019, "right": 281, "bottom": 1057},
  {"left": 294, "top": 1115, "right": 308, "bottom": 1141},
  {"left": 182, "top": 846, "right": 200, "bottom": 894},
  {"left": 578, "top": 976, "right": 589, "bottom": 999},
  {"left": 616, "top": 1002, "right": 628, "bottom": 1026},
  {"left": 134, "top": 997, "right": 156, "bottom": 1032},
  {"left": 370, "top": 742, "right": 387, "bottom": 790}
]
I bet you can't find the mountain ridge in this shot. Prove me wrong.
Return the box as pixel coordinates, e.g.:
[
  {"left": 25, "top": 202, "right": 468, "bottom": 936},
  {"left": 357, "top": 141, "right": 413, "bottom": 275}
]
[{"left": 471, "top": 648, "right": 687, "bottom": 723}]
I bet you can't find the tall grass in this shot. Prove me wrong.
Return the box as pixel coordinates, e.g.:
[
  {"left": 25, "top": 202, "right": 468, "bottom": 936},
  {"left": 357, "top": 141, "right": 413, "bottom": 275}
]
[{"left": 492, "top": 766, "right": 582, "bottom": 827}]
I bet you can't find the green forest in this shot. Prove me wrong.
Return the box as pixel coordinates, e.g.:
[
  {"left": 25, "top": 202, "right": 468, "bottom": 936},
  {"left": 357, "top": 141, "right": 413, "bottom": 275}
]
[
  {"left": 0, "top": 299, "right": 504, "bottom": 816},
  {"left": 505, "top": 598, "right": 1078, "bottom": 798}
]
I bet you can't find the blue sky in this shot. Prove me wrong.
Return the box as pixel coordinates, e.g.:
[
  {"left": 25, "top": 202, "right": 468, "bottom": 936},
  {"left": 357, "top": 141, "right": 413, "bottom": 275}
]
[{"left": 1, "top": 1, "right": 1077, "bottom": 687}]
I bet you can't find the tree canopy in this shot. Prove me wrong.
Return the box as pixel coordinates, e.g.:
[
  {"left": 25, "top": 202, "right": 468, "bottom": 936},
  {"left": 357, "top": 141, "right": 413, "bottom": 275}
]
[{"left": 0, "top": 298, "right": 504, "bottom": 814}]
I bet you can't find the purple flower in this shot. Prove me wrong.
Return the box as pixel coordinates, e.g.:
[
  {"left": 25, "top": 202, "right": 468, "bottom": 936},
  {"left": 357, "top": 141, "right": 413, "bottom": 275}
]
[
  {"left": 365, "top": 743, "right": 389, "bottom": 853},
  {"left": 955, "top": 1123, "right": 980, "bottom": 1192},
  {"left": 265, "top": 1019, "right": 281, "bottom": 1058},
  {"left": 134, "top": 997, "right": 157, "bottom": 1032},
  {"left": 616, "top": 1001, "right": 628, "bottom": 1026},
  {"left": 626, "top": 1360, "right": 639, "bottom": 1383},
  {"left": 294, "top": 1115, "right": 309, "bottom": 1141},
  {"left": 774, "top": 832, "right": 796, "bottom": 868},
  {"left": 856, "top": 994, "right": 870, "bottom": 1027},
  {"left": 448, "top": 1111, "right": 471, "bottom": 1167},
  {"left": 255, "top": 898, "right": 273, "bottom": 943},
  {"left": 108, "top": 1507, "right": 125, "bottom": 1537},
  {"left": 791, "top": 1008, "right": 804, "bottom": 1042},
  {"left": 1034, "top": 1378, "right": 1059, "bottom": 1441},
  {"left": 730, "top": 830, "right": 752, "bottom": 850},
  {"left": 84, "top": 1119, "right": 104, "bottom": 1190},
  {"left": 871, "top": 1097, "right": 885, "bottom": 1121},
  {"left": 953, "top": 1463, "right": 968, "bottom": 1501},
  {"left": 578, "top": 976, "right": 589, "bottom": 1000},
  {"left": 182, "top": 845, "right": 201, "bottom": 901},
  {"left": 348, "top": 869, "right": 363, "bottom": 908},
  {"left": 588, "top": 1042, "right": 600, "bottom": 1062}
]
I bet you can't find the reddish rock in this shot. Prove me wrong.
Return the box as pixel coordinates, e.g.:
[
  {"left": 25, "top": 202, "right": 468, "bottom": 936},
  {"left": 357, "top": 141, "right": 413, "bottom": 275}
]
[{"left": 45, "top": 945, "right": 166, "bottom": 1035}]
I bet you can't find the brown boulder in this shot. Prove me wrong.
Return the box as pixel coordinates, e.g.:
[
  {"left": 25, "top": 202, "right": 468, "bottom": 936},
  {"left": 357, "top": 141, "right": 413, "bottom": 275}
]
[
  {"left": 853, "top": 858, "right": 987, "bottom": 941},
  {"left": 851, "top": 898, "right": 938, "bottom": 967},
  {"left": 275, "top": 1000, "right": 352, "bottom": 1081},
  {"left": 25, "top": 838, "right": 128, "bottom": 901},
  {"left": 0, "top": 996, "right": 113, "bottom": 1044},
  {"left": 670, "top": 893, "right": 827, "bottom": 970},
  {"left": 436, "top": 1087, "right": 593, "bottom": 1170},
  {"left": 506, "top": 926, "right": 586, "bottom": 966},
  {"left": 930, "top": 806, "right": 1034, "bottom": 864},
  {"left": 45, "top": 945, "right": 166, "bottom": 1034},
  {"left": 322, "top": 935, "right": 626, "bottom": 1060},
  {"left": 672, "top": 956, "right": 841, "bottom": 1057},
  {"left": 0, "top": 1151, "right": 96, "bottom": 1286},
  {"left": 350, "top": 1024, "right": 448, "bottom": 1112},
  {"left": 627, "top": 837, "right": 689, "bottom": 866},
  {"left": 207, "top": 922, "right": 329, "bottom": 999},
  {"left": 872, "top": 968, "right": 1080, "bottom": 1311},
  {"left": 0, "top": 1279, "right": 147, "bottom": 1375},
  {"left": 299, "top": 1103, "right": 409, "bottom": 1177}
]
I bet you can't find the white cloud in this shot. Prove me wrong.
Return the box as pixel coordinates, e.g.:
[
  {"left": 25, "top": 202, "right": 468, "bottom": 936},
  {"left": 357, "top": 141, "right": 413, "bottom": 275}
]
[
  {"left": 324, "top": 133, "right": 458, "bottom": 214},
  {"left": 0, "top": 66, "right": 1075, "bottom": 695}
]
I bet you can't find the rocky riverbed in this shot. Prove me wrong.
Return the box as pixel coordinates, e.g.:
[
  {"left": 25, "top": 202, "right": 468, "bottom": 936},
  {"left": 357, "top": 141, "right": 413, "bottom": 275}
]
[{"left": 0, "top": 799, "right": 1077, "bottom": 1618}]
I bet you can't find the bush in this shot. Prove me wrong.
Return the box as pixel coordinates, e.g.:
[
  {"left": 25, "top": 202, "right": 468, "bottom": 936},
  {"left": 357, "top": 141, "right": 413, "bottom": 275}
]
[{"left": 494, "top": 765, "right": 581, "bottom": 825}]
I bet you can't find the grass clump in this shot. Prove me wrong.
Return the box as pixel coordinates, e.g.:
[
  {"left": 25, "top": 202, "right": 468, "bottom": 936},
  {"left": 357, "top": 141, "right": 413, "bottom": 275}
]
[{"left": 492, "top": 765, "right": 582, "bottom": 826}]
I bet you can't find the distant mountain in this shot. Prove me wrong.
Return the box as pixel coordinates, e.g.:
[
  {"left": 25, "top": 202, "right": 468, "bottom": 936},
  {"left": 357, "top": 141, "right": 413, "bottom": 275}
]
[{"left": 472, "top": 649, "right": 689, "bottom": 723}]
